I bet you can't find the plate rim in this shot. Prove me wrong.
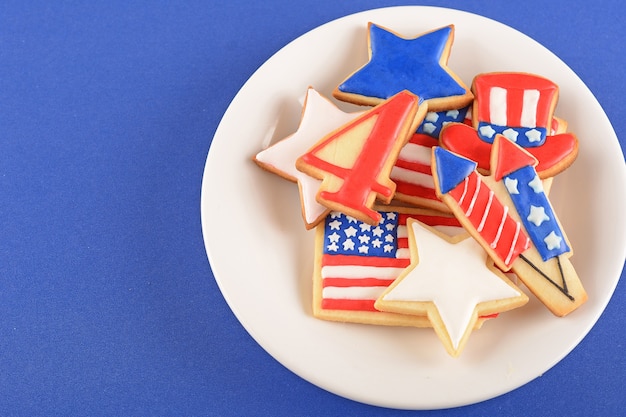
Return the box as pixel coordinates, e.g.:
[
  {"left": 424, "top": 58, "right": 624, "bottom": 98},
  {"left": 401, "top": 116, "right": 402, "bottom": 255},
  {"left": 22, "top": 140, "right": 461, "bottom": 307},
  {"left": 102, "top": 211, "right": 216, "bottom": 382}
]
[{"left": 201, "top": 5, "right": 625, "bottom": 410}]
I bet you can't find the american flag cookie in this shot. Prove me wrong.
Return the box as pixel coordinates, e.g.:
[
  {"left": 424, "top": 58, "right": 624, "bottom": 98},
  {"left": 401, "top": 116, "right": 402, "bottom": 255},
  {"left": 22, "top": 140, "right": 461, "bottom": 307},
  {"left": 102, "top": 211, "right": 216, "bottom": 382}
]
[
  {"left": 332, "top": 23, "right": 473, "bottom": 112},
  {"left": 390, "top": 105, "right": 472, "bottom": 212},
  {"left": 432, "top": 137, "right": 587, "bottom": 317},
  {"left": 440, "top": 72, "right": 578, "bottom": 179},
  {"left": 311, "top": 206, "right": 500, "bottom": 329},
  {"left": 254, "top": 88, "right": 364, "bottom": 229},
  {"left": 374, "top": 218, "right": 528, "bottom": 357},
  {"left": 296, "top": 90, "right": 427, "bottom": 226}
]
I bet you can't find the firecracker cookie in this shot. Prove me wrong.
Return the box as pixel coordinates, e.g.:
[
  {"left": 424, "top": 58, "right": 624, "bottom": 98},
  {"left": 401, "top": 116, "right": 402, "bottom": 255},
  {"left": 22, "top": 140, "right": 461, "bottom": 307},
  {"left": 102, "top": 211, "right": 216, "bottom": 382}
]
[{"left": 432, "top": 136, "right": 587, "bottom": 316}]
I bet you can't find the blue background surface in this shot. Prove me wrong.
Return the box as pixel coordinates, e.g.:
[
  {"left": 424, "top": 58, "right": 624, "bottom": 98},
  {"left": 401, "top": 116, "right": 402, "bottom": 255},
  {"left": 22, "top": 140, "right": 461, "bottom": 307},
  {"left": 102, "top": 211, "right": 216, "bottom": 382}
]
[{"left": 0, "top": 1, "right": 624, "bottom": 416}]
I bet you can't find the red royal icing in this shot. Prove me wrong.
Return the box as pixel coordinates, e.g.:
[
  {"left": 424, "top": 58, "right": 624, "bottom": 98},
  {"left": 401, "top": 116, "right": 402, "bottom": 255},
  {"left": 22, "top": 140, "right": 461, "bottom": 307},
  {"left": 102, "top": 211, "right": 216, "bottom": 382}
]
[
  {"left": 530, "top": 133, "right": 578, "bottom": 175},
  {"left": 440, "top": 123, "right": 491, "bottom": 172},
  {"left": 321, "top": 298, "right": 380, "bottom": 312},
  {"left": 492, "top": 136, "right": 537, "bottom": 181},
  {"left": 300, "top": 91, "right": 418, "bottom": 223},
  {"left": 448, "top": 172, "right": 529, "bottom": 269},
  {"left": 398, "top": 213, "right": 461, "bottom": 228},
  {"left": 474, "top": 73, "right": 558, "bottom": 129},
  {"left": 393, "top": 133, "right": 439, "bottom": 175},
  {"left": 441, "top": 122, "right": 578, "bottom": 178}
]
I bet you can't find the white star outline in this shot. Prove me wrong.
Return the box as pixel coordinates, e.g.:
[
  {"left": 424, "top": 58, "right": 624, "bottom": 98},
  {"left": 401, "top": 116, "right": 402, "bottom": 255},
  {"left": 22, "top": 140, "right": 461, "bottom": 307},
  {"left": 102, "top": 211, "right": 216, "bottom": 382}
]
[
  {"left": 344, "top": 226, "right": 358, "bottom": 238},
  {"left": 328, "top": 219, "right": 342, "bottom": 231},
  {"left": 422, "top": 123, "right": 437, "bottom": 134},
  {"left": 479, "top": 125, "right": 496, "bottom": 139},
  {"left": 378, "top": 220, "right": 524, "bottom": 353},
  {"left": 544, "top": 231, "right": 563, "bottom": 250},
  {"left": 528, "top": 175, "right": 544, "bottom": 193},
  {"left": 425, "top": 112, "right": 439, "bottom": 123},
  {"left": 342, "top": 239, "right": 355, "bottom": 251},
  {"left": 527, "top": 205, "right": 550, "bottom": 227},
  {"left": 502, "top": 128, "right": 519, "bottom": 142},
  {"left": 358, "top": 234, "right": 371, "bottom": 244},
  {"left": 327, "top": 232, "right": 341, "bottom": 243},
  {"left": 504, "top": 177, "right": 519, "bottom": 194},
  {"left": 526, "top": 129, "right": 542, "bottom": 143}
]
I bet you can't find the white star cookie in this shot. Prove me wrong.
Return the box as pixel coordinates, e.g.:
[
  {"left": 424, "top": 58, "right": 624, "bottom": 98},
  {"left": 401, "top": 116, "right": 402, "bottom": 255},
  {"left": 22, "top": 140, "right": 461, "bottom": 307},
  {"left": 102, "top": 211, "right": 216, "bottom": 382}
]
[
  {"left": 254, "top": 88, "right": 364, "bottom": 229},
  {"left": 375, "top": 219, "right": 528, "bottom": 357}
]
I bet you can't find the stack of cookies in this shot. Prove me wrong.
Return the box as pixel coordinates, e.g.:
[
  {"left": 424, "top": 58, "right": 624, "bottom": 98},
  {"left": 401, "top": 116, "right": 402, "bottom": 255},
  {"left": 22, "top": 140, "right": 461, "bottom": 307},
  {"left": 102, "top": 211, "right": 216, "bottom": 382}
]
[{"left": 253, "top": 23, "right": 586, "bottom": 357}]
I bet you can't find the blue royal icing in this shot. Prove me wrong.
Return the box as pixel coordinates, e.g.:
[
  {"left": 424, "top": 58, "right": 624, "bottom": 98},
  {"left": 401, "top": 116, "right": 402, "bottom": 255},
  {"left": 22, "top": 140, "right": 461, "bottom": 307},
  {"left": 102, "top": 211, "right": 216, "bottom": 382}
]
[
  {"left": 504, "top": 166, "right": 570, "bottom": 261},
  {"left": 477, "top": 122, "right": 547, "bottom": 148},
  {"left": 338, "top": 24, "right": 467, "bottom": 102},
  {"left": 433, "top": 147, "right": 477, "bottom": 195}
]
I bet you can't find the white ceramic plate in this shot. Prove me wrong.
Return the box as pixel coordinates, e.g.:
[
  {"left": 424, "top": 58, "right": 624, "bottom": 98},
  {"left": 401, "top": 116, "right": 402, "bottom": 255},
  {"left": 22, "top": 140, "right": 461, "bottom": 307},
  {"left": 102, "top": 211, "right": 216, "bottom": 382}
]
[{"left": 201, "top": 6, "right": 625, "bottom": 410}]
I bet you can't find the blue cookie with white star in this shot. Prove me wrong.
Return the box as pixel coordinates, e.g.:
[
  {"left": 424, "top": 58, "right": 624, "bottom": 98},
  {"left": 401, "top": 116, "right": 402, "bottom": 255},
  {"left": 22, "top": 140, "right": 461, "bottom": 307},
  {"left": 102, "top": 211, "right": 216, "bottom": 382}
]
[{"left": 333, "top": 23, "right": 474, "bottom": 112}]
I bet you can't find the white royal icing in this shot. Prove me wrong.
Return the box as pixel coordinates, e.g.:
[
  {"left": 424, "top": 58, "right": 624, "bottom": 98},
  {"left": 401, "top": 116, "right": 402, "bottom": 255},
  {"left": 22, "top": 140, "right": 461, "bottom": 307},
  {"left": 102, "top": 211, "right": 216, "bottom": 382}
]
[
  {"left": 527, "top": 205, "right": 550, "bottom": 227},
  {"left": 397, "top": 141, "right": 432, "bottom": 165},
  {"left": 504, "top": 177, "right": 519, "bottom": 194},
  {"left": 255, "top": 88, "right": 364, "bottom": 225},
  {"left": 422, "top": 123, "right": 437, "bottom": 134},
  {"left": 521, "top": 89, "right": 540, "bottom": 128},
  {"left": 525, "top": 129, "right": 542, "bottom": 143},
  {"left": 502, "top": 128, "right": 519, "bottom": 142},
  {"left": 446, "top": 109, "right": 459, "bottom": 118},
  {"left": 381, "top": 221, "right": 522, "bottom": 349},
  {"left": 425, "top": 112, "right": 439, "bottom": 123},
  {"left": 527, "top": 174, "right": 544, "bottom": 193},
  {"left": 543, "top": 230, "right": 563, "bottom": 250},
  {"left": 479, "top": 124, "right": 496, "bottom": 139},
  {"left": 489, "top": 87, "right": 508, "bottom": 126},
  {"left": 390, "top": 166, "right": 434, "bottom": 188}
]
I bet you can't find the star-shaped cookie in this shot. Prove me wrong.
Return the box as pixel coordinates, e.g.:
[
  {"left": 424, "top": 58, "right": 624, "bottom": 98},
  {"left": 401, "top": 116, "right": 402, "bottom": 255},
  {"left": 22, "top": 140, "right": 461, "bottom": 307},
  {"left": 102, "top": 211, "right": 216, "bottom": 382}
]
[
  {"left": 333, "top": 23, "right": 473, "bottom": 111},
  {"left": 254, "top": 88, "right": 364, "bottom": 229},
  {"left": 375, "top": 219, "right": 528, "bottom": 357}
]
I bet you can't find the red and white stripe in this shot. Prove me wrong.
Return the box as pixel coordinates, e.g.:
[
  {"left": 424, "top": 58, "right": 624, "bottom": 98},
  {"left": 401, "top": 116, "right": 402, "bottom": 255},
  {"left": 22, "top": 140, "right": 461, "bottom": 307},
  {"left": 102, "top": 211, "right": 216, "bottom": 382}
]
[
  {"left": 474, "top": 73, "right": 558, "bottom": 130},
  {"left": 488, "top": 87, "right": 540, "bottom": 128},
  {"left": 321, "top": 212, "right": 465, "bottom": 311},
  {"left": 448, "top": 172, "right": 530, "bottom": 268},
  {"left": 390, "top": 133, "right": 440, "bottom": 205}
]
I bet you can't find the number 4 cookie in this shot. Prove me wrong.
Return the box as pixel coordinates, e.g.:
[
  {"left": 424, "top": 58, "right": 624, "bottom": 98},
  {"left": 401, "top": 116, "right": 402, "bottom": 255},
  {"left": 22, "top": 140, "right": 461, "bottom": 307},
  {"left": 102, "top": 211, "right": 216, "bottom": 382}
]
[{"left": 296, "top": 90, "right": 427, "bottom": 225}]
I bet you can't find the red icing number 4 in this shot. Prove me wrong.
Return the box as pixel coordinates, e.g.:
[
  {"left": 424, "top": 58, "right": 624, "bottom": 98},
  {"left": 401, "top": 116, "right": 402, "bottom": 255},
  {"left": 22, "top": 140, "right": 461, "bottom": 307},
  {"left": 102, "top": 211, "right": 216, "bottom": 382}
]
[{"left": 298, "top": 91, "right": 419, "bottom": 224}]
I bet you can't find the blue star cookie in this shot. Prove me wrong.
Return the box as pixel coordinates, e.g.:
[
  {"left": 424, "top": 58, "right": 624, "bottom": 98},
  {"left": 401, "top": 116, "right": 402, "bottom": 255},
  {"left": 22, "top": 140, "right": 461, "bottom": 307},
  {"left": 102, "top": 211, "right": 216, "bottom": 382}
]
[{"left": 333, "top": 23, "right": 473, "bottom": 112}]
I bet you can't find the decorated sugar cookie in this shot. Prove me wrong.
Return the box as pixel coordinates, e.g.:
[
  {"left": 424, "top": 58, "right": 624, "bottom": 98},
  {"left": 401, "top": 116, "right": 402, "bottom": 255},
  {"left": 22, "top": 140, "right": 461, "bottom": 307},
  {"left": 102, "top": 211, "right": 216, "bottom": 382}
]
[
  {"left": 416, "top": 106, "right": 471, "bottom": 138},
  {"left": 440, "top": 72, "right": 578, "bottom": 179},
  {"left": 254, "top": 88, "right": 364, "bottom": 229},
  {"left": 432, "top": 137, "right": 587, "bottom": 316},
  {"left": 313, "top": 207, "right": 500, "bottom": 328},
  {"left": 296, "top": 90, "right": 427, "bottom": 225},
  {"left": 333, "top": 23, "right": 473, "bottom": 112},
  {"left": 375, "top": 219, "right": 528, "bottom": 357},
  {"left": 391, "top": 106, "right": 472, "bottom": 211}
]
